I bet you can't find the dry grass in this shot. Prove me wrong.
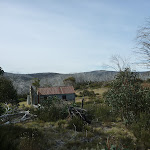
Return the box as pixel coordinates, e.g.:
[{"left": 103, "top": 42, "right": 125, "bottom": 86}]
[
  {"left": 76, "top": 87, "right": 108, "bottom": 95},
  {"left": 16, "top": 119, "right": 136, "bottom": 150},
  {"left": 19, "top": 101, "right": 30, "bottom": 108},
  {"left": 15, "top": 91, "right": 137, "bottom": 150},
  {"left": 75, "top": 88, "right": 108, "bottom": 103},
  {"left": 91, "top": 88, "right": 108, "bottom": 94},
  {"left": 75, "top": 96, "right": 89, "bottom": 103}
]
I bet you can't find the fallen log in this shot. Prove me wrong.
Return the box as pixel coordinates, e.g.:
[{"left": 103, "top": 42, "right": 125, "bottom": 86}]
[
  {"left": 0, "top": 111, "right": 36, "bottom": 125},
  {"left": 68, "top": 107, "right": 91, "bottom": 124}
]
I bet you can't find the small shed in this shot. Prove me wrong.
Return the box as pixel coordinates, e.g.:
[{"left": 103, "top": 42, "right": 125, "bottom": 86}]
[{"left": 28, "top": 86, "right": 75, "bottom": 105}]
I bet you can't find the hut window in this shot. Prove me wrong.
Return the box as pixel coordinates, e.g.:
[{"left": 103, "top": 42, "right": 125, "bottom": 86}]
[{"left": 62, "top": 95, "right": 66, "bottom": 100}]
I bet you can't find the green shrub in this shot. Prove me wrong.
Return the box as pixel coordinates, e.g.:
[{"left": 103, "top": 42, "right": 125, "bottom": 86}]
[
  {"left": 28, "top": 106, "right": 36, "bottom": 114},
  {"left": 18, "top": 94, "right": 27, "bottom": 99},
  {"left": 67, "top": 117, "right": 85, "bottom": 132},
  {"left": 104, "top": 68, "right": 150, "bottom": 149},
  {"left": 85, "top": 104, "right": 115, "bottom": 122},
  {"left": 75, "top": 102, "right": 81, "bottom": 106},
  {"left": 18, "top": 98, "right": 26, "bottom": 102},
  {"left": 57, "top": 119, "right": 67, "bottom": 128},
  {"left": 131, "top": 113, "right": 150, "bottom": 149},
  {"left": 105, "top": 68, "right": 150, "bottom": 125},
  {"left": 74, "top": 82, "right": 89, "bottom": 90},
  {"left": 94, "top": 98, "right": 104, "bottom": 104},
  {"left": 80, "top": 90, "right": 96, "bottom": 97},
  {"left": 0, "top": 77, "right": 18, "bottom": 104},
  {"left": 74, "top": 81, "right": 111, "bottom": 90},
  {"left": 0, "top": 125, "right": 46, "bottom": 150},
  {"left": 102, "top": 91, "right": 108, "bottom": 98},
  {"left": 0, "top": 104, "right": 5, "bottom": 115},
  {"left": 36, "top": 97, "right": 69, "bottom": 122},
  {"left": 146, "top": 78, "right": 150, "bottom": 83}
]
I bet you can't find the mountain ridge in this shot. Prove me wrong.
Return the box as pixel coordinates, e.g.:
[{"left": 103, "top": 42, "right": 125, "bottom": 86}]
[{"left": 4, "top": 70, "right": 150, "bottom": 94}]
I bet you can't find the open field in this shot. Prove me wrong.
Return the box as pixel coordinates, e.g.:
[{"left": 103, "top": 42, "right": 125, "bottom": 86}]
[
  {"left": 75, "top": 87, "right": 108, "bottom": 102},
  {"left": 89, "top": 88, "right": 108, "bottom": 94},
  {"left": 75, "top": 87, "right": 108, "bottom": 95}
]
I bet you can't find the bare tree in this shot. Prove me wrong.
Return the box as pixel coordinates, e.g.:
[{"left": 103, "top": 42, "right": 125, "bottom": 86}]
[
  {"left": 135, "top": 18, "right": 150, "bottom": 67},
  {"left": 105, "top": 55, "right": 131, "bottom": 72}
]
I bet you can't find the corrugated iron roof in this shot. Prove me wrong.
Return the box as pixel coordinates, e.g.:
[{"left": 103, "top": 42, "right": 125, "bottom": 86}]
[{"left": 37, "top": 86, "right": 75, "bottom": 95}]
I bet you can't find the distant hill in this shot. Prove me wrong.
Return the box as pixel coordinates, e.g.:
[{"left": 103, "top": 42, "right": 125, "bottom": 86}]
[{"left": 4, "top": 70, "right": 150, "bottom": 94}]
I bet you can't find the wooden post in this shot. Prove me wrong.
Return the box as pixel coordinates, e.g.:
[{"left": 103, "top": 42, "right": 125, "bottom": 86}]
[{"left": 81, "top": 97, "right": 84, "bottom": 108}]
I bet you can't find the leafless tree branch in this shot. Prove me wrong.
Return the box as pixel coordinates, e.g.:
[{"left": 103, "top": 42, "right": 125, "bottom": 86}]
[{"left": 135, "top": 17, "right": 150, "bottom": 67}]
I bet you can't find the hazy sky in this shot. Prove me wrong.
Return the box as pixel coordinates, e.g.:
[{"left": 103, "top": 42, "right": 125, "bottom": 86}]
[{"left": 0, "top": 0, "right": 150, "bottom": 73}]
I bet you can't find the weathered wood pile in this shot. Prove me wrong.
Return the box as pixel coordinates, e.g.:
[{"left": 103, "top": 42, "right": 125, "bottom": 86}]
[
  {"left": 0, "top": 111, "right": 36, "bottom": 125},
  {"left": 68, "top": 106, "right": 91, "bottom": 124}
]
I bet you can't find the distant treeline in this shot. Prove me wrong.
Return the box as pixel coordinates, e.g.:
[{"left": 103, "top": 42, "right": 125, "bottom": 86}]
[{"left": 74, "top": 81, "right": 111, "bottom": 90}]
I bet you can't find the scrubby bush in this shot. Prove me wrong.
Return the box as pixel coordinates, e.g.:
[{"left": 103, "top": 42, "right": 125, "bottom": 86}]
[
  {"left": 104, "top": 68, "right": 150, "bottom": 149},
  {"left": 75, "top": 102, "right": 82, "bottom": 106},
  {"left": 36, "top": 97, "right": 69, "bottom": 122},
  {"left": 0, "top": 77, "right": 18, "bottom": 104},
  {"left": 74, "top": 82, "right": 89, "bottom": 90},
  {"left": 146, "top": 78, "right": 150, "bottom": 83},
  {"left": 0, "top": 104, "right": 5, "bottom": 115},
  {"left": 88, "top": 81, "right": 103, "bottom": 88},
  {"left": 105, "top": 68, "right": 150, "bottom": 125},
  {"left": 80, "top": 89, "right": 96, "bottom": 97},
  {"left": 67, "top": 117, "right": 85, "bottom": 132},
  {"left": 18, "top": 94, "right": 27, "bottom": 101},
  {"left": 18, "top": 98, "right": 26, "bottom": 102},
  {"left": 63, "top": 76, "right": 76, "bottom": 86},
  {"left": 0, "top": 125, "right": 46, "bottom": 150},
  {"left": 131, "top": 113, "right": 150, "bottom": 149},
  {"left": 57, "top": 119, "right": 67, "bottom": 128},
  {"left": 75, "top": 81, "right": 110, "bottom": 90},
  {"left": 85, "top": 104, "right": 115, "bottom": 122}
]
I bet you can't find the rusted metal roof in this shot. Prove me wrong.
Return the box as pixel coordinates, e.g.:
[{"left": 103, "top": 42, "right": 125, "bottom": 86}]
[{"left": 37, "top": 86, "right": 75, "bottom": 95}]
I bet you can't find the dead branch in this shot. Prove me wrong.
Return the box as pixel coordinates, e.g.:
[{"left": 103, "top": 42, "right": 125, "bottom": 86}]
[{"left": 68, "top": 107, "right": 91, "bottom": 124}]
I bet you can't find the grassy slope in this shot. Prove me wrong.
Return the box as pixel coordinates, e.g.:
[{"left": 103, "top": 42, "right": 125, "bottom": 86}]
[
  {"left": 10, "top": 87, "right": 141, "bottom": 150},
  {"left": 19, "top": 101, "right": 30, "bottom": 108},
  {"left": 16, "top": 119, "right": 135, "bottom": 150},
  {"left": 15, "top": 87, "right": 136, "bottom": 150}
]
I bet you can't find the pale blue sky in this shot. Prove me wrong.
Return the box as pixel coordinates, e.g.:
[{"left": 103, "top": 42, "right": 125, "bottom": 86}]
[{"left": 0, "top": 0, "right": 150, "bottom": 73}]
